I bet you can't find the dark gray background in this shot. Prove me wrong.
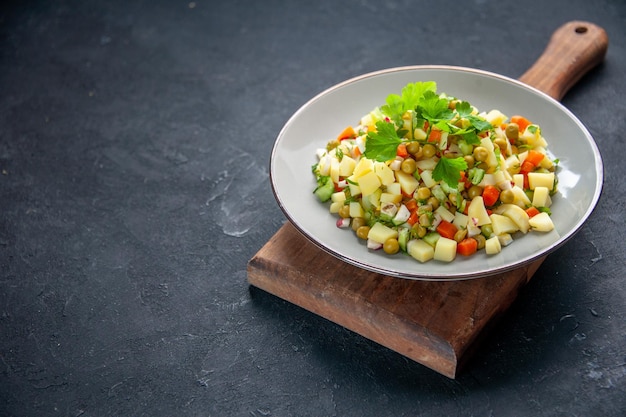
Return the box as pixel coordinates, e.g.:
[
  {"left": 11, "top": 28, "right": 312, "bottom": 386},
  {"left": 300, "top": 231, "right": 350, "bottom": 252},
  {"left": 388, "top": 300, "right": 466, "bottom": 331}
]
[{"left": 1, "top": 1, "right": 625, "bottom": 416}]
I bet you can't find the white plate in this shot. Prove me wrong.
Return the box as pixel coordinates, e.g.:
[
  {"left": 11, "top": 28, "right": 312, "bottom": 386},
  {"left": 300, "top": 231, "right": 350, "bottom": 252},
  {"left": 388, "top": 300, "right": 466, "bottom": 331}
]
[{"left": 270, "top": 66, "right": 603, "bottom": 280}]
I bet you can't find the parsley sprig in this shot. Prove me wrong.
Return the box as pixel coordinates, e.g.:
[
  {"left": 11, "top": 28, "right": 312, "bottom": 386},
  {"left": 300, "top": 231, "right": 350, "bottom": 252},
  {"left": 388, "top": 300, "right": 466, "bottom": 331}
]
[
  {"left": 364, "top": 83, "right": 495, "bottom": 189},
  {"left": 363, "top": 121, "right": 402, "bottom": 162},
  {"left": 380, "top": 81, "right": 437, "bottom": 125},
  {"left": 433, "top": 156, "right": 468, "bottom": 188}
]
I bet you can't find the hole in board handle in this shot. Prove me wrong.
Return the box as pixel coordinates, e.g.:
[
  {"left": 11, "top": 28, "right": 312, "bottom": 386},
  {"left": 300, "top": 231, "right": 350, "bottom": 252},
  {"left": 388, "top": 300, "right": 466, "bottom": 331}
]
[{"left": 575, "top": 26, "right": 588, "bottom": 34}]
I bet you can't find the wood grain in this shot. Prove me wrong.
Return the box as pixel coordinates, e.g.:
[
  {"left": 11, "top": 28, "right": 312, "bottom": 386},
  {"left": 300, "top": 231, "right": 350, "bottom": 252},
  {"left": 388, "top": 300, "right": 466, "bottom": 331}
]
[
  {"left": 247, "top": 21, "right": 608, "bottom": 378},
  {"left": 520, "top": 21, "right": 608, "bottom": 100},
  {"left": 248, "top": 222, "right": 544, "bottom": 378}
]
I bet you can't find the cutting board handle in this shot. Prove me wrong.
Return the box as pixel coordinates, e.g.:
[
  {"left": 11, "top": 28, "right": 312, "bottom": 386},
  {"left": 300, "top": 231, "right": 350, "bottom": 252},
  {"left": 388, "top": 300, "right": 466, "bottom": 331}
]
[{"left": 519, "top": 21, "right": 608, "bottom": 100}]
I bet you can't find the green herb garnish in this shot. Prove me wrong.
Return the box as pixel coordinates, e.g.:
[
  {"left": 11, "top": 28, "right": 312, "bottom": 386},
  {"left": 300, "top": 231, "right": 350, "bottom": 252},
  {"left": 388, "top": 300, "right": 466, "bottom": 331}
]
[
  {"left": 433, "top": 157, "right": 468, "bottom": 188},
  {"left": 381, "top": 81, "right": 437, "bottom": 125},
  {"left": 364, "top": 120, "right": 403, "bottom": 162}
]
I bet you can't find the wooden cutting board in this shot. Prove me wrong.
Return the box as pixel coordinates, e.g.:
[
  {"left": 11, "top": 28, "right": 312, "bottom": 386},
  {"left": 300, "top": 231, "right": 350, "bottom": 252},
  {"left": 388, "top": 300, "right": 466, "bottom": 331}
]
[{"left": 248, "top": 21, "right": 608, "bottom": 378}]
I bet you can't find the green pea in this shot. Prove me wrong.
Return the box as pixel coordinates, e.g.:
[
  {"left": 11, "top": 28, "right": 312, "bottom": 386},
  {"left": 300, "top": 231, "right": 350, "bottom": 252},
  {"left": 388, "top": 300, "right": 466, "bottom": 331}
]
[
  {"left": 473, "top": 146, "right": 489, "bottom": 162},
  {"left": 474, "top": 234, "right": 486, "bottom": 250},
  {"left": 416, "top": 187, "right": 431, "bottom": 201},
  {"left": 406, "top": 142, "right": 421, "bottom": 155},
  {"left": 500, "top": 189, "right": 515, "bottom": 204},
  {"left": 338, "top": 205, "right": 351, "bottom": 219},
  {"left": 401, "top": 158, "right": 417, "bottom": 174},
  {"left": 468, "top": 185, "right": 483, "bottom": 200},
  {"left": 505, "top": 123, "right": 519, "bottom": 140},
  {"left": 356, "top": 225, "right": 370, "bottom": 240},
  {"left": 351, "top": 217, "right": 366, "bottom": 232},
  {"left": 422, "top": 144, "right": 437, "bottom": 158},
  {"left": 383, "top": 238, "right": 400, "bottom": 255}
]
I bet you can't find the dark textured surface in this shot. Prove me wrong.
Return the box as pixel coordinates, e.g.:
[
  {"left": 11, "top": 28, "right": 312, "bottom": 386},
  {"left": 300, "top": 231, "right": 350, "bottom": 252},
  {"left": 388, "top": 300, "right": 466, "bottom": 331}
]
[{"left": 1, "top": 1, "right": 625, "bottom": 416}]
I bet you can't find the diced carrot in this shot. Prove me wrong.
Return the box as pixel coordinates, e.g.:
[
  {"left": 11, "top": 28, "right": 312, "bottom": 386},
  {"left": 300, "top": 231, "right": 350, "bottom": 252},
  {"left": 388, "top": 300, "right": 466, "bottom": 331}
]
[
  {"left": 402, "top": 190, "right": 414, "bottom": 199},
  {"left": 436, "top": 220, "right": 458, "bottom": 240},
  {"left": 336, "top": 126, "right": 355, "bottom": 141},
  {"left": 407, "top": 211, "right": 419, "bottom": 226},
  {"left": 520, "top": 160, "right": 535, "bottom": 175},
  {"left": 482, "top": 185, "right": 500, "bottom": 207},
  {"left": 459, "top": 171, "right": 471, "bottom": 189},
  {"left": 525, "top": 149, "right": 545, "bottom": 167},
  {"left": 510, "top": 115, "right": 532, "bottom": 133},
  {"left": 427, "top": 129, "right": 442, "bottom": 143},
  {"left": 352, "top": 146, "right": 362, "bottom": 158},
  {"left": 396, "top": 143, "right": 409, "bottom": 158},
  {"left": 457, "top": 237, "right": 478, "bottom": 256},
  {"left": 525, "top": 206, "right": 541, "bottom": 218},
  {"left": 405, "top": 199, "right": 418, "bottom": 213}
]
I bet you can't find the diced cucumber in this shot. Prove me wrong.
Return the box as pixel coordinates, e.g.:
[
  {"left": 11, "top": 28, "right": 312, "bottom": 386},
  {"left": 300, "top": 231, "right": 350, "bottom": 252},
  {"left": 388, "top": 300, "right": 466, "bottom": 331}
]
[
  {"left": 422, "top": 232, "right": 441, "bottom": 247},
  {"left": 398, "top": 228, "right": 409, "bottom": 252},
  {"left": 313, "top": 176, "right": 335, "bottom": 202}
]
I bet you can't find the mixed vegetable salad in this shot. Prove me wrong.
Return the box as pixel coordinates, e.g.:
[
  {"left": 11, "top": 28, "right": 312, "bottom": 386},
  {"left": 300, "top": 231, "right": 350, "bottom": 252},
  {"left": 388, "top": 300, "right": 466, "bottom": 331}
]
[{"left": 312, "top": 81, "right": 559, "bottom": 263}]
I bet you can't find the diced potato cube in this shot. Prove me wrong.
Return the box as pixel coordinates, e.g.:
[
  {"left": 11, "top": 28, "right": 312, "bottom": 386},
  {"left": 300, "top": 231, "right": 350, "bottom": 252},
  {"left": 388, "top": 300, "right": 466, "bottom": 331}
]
[
  {"left": 330, "top": 158, "right": 340, "bottom": 183},
  {"left": 434, "top": 237, "right": 457, "bottom": 262},
  {"left": 415, "top": 158, "right": 438, "bottom": 171},
  {"left": 484, "top": 109, "right": 507, "bottom": 126},
  {"left": 498, "top": 233, "right": 514, "bottom": 246},
  {"left": 493, "top": 170, "right": 507, "bottom": 185},
  {"left": 349, "top": 201, "right": 365, "bottom": 218},
  {"left": 511, "top": 185, "right": 532, "bottom": 208},
  {"left": 420, "top": 170, "right": 437, "bottom": 188},
  {"left": 329, "top": 201, "right": 343, "bottom": 214},
  {"left": 505, "top": 155, "right": 521, "bottom": 175},
  {"left": 338, "top": 155, "right": 356, "bottom": 177},
  {"left": 367, "top": 222, "right": 399, "bottom": 244},
  {"left": 485, "top": 236, "right": 502, "bottom": 255},
  {"left": 479, "top": 173, "right": 496, "bottom": 187},
  {"left": 374, "top": 161, "right": 395, "bottom": 186},
  {"left": 466, "top": 219, "right": 481, "bottom": 237},
  {"left": 490, "top": 213, "right": 519, "bottom": 235},
  {"left": 353, "top": 158, "right": 374, "bottom": 177},
  {"left": 539, "top": 156, "right": 554, "bottom": 170},
  {"left": 513, "top": 174, "right": 524, "bottom": 189},
  {"left": 467, "top": 196, "right": 491, "bottom": 226},
  {"left": 407, "top": 239, "right": 434, "bottom": 263},
  {"left": 480, "top": 137, "right": 498, "bottom": 168},
  {"left": 435, "top": 205, "right": 455, "bottom": 223},
  {"left": 532, "top": 186, "right": 551, "bottom": 207},
  {"left": 348, "top": 181, "right": 361, "bottom": 197},
  {"left": 395, "top": 170, "right": 420, "bottom": 196},
  {"left": 481, "top": 136, "right": 495, "bottom": 152},
  {"left": 413, "top": 128, "right": 427, "bottom": 141},
  {"left": 494, "top": 204, "right": 530, "bottom": 234},
  {"left": 380, "top": 192, "right": 402, "bottom": 204},
  {"left": 529, "top": 212, "right": 555, "bottom": 232},
  {"left": 453, "top": 211, "right": 468, "bottom": 230},
  {"left": 367, "top": 188, "right": 382, "bottom": 209},
  {"left": 358, "top": 171, "right": 382, "bottom": 197},
  {"left": 385, "top": 182, "right": 402, "bottom": 195},
  {"left": 520, "top": 127, "right": 548, "bottom": 147},
  {"left": 317, "top": 154, "right": 331, "bottom": 176},
  {"left": 331, "top": 191, "right": 346, "bottom": 203},
  {"left": 528, "top": 172, "right": 555, "bottom": 190}
]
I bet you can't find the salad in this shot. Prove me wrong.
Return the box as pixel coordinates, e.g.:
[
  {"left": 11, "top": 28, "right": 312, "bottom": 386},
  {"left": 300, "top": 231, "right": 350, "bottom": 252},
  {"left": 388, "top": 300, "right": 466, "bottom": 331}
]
[{"left": 312, "top": 81, "right": 558, "bottom": 263}]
